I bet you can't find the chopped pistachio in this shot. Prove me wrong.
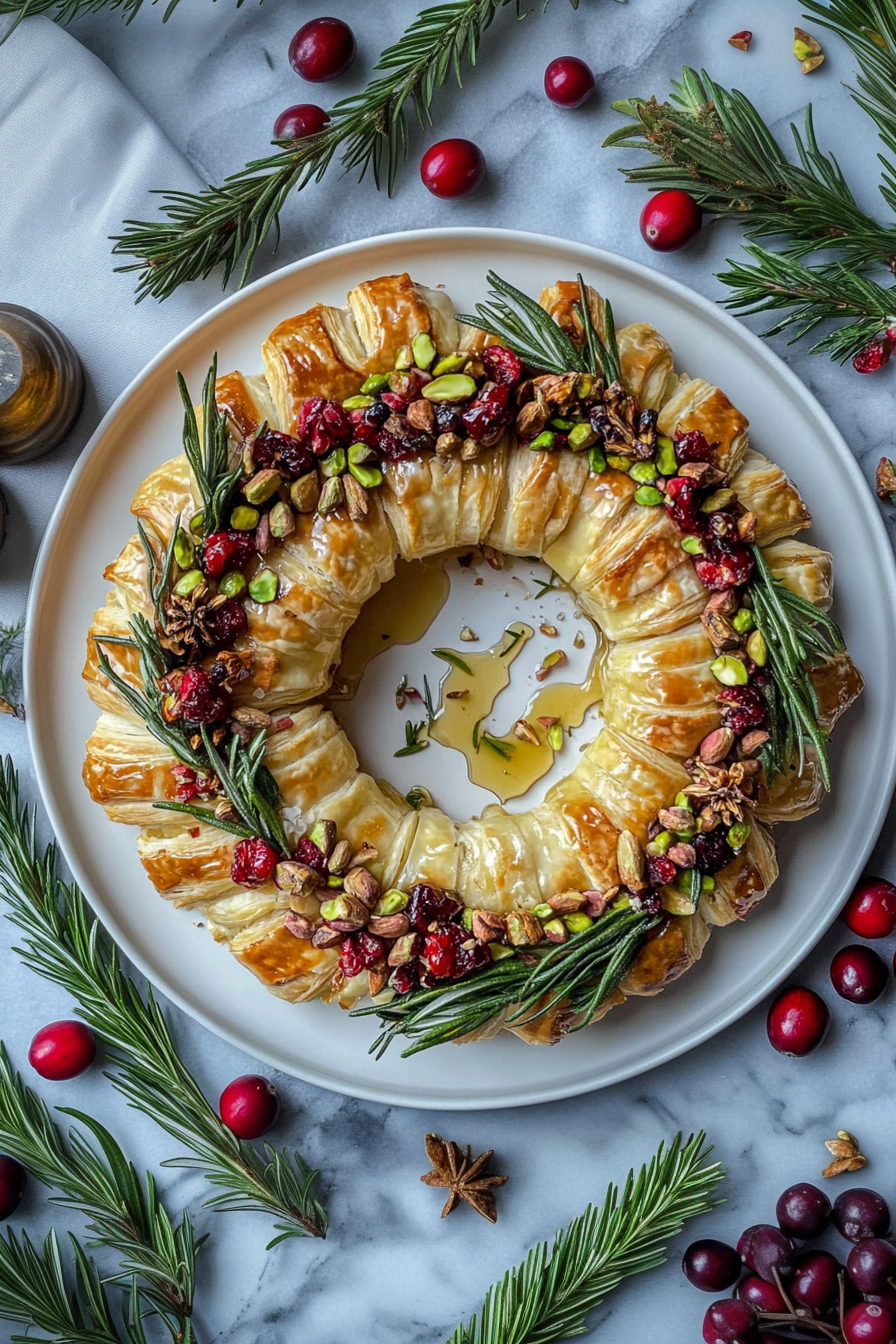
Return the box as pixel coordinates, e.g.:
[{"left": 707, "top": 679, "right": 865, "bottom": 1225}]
[
  {"left": 349, "top": 461, "right": 383, "bottom": 489},
  {"left": 431, "top": 351, "right": 468, "bottom": 377},
  {"left": 173, "top": 568, "right": 204, "bottom": 596},
  {"left": 412, "top": 331, "right": 437, "bottom": 369},
  {"left": 348, "top": 441, "right": 378, "bottom": 466},
  {"left": 489, "top": 943, "right": 516, "bottom": 961},
  {"left": 542, "top": 918, "right": 568, "bottom": 944},
  {"left": 630, "top": 461, "right": 657, "bottom": 485},
  {"left": 568, "top": 422, "right": 597, "bottom": 451},
  {"left": 188, "top": 510, "right": 205, "bottom": 536},
  {"left": 320, "top": 448, "right": 346, "bottom": 478},
  {"left": 634, "top": 485, "right": 664, "bottom": 507},
  {"left": 710, "top": 653, "right": 749, "bottom": 686},
  {"left": 529, "top": 430, "right": 558, "bottom": 452},
  {"left": 343, "top": 473, "right": 369, "bottom": 522},
  {"left": 248, "top": 568, "right": 278, "bottom": 604},
  {"left": 532, "top": 903, "right": 554, "bottom": 920},
  {"left": 289, "top": 473, "right": 320, "bottom": 513},
  {"left": 244, "top": 469, "right": 281, "bottom": 505},
  {"left": 674, "top": 791, "right": 693, "bottom": 811},
  {"left": 342, "top": 394, "right": 374, "bottom": 410},
  {"left": 728, "top": 821, "right": 751, "bottom": 850},
  {"left": 173, "top": 529, "right": 195, "bottom": 569},
  {"left": 513, "top": 719, "right": 539, "bottom": 745},
  {"left": 700, "top": 487, "right": 737, "bottom": 513},
  {"left": 230, "top": 505, "right": 260, "bottom": 531},
  {"left": 360, "top": 372, "right": 391, "bottom": 395},
  {"left": 461, "top": 907, "right": 474, "bottom": 931},
  {"left": 656, "top": 436, "right": 678, "bottom": 476},
  {"left": 269, "top": 500, "right": 295, "bottom": 540},
  {"left": 606, "top": 454, "right": 632, "bottom": 473},
  {"left": 536, "top": 649, "right": 567, "bottom": 682},
  {"left": 746, "top": 630, "right": 768, "bottom": 666},
  {"left": 375, "top": 889, "right": 409, "bottom": 917},
  {"left": 394, "top": 344, "right": 414, "bottom": 371},
  {"left": 794, "top": 26, "right": 824, "bottom": 72},
  {"left": 548, "top": 723, "right": 563, "bottom": 751},
  {"left": 564, "top": 912, "right": 593, "bottom": 934},
  {"left": 701, "top": 875, "right": 715, "bottom": 892},
  {"left": 218, "top": 571, "right": 247, "bottom": 598},
  {"left": 317, "top": 476, "right": 344, "bottom": 514},
  {"left": 646, "top": 830, "right": 673, "bottom": 857},
  {"left": 732, "top": 608, "right": 754, "bottom": 633},
  {"left": 589, "top": 445, "right": 607, "bottom": 474},
  {"left": 422, "top": 373, "right": 477, "bottom": 403},
  {"left": 681, "top": 535, "right": 706, "bottom": 556},
  {"left": 549, "top": 416, "right": 576, "bottom": 432},
  {"left": 459, "top": 625, "right": 477, "bottom": 642}
]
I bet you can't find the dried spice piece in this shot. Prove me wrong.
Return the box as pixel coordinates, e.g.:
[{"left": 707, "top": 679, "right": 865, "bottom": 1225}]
[
  {"left": 421, "top": 1134, "right": 507, "bottom": 1222},
  {"left": 875, "top": 457, "right": 896, "bottom": 503},
  {"left": 683, "top": 759, "right": 757, "bottom": 826},
  {"left": 793, "top": 27, "right": 824, "bottom": 74},
  {"left": 158, "top": 583, "right": 226, "bottom": 659},
  {"left": 728, "top": 30, "right": 752, "bottom": 52},
  {"left": 823, "top": 1129, "right": 867, "bottom": 1178}
]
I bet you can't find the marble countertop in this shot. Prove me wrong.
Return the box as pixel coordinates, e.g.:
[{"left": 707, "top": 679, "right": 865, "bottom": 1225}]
[{"left": 2, "top": 1, "right": 896, "bottom": 1341}]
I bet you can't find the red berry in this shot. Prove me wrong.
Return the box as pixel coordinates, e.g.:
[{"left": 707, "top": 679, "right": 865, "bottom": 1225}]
[
  {"left": 718, "top": 686, "right": 768, "bottom": 737},
  {"left": 791, "top": 1249, "right": 841, "bottom": 1312},
  {"left": 682, "top": 1239, "right": 742, "bottom": 1292},
  {"left": 288, "top": 17, "right": 356, "bottom": 82},
  {"left": 273, "top": 103, "right": 330, "bottom": 140},
  {"left": 674, "top": 429, "right": 715, "bottom": 464},
  {"left": 202, "top": 530, "right": 257, "bottom": 578},
  {"left": 766, "top": 986, "right": 829, "bottom": 1056},
  {"left": 842, "top": 877, "right": 896, "bottom": 938},
  {"left": 693, "top": 829, "right": 735, "bottom": 876},
  {"left": 736, "top": 1223, "right": 794, "bottom": 1283},
  {"left": 481, "top": 345, "right": 524, "bottom": 387},
  {"left": 423, "top": 925, "right": 488, "bottom": 979},
  {"left": 835, "top": 1189, "right": 892, "bottom": 1243},
  {"left": 230, "top": 837, "right": 279, "bottom": 888},
  {"left": 219, "top": 1074, "right": 280, "bottom": 1139},
  {"left": 339, "top": 932, "right": 386, "bottom": 978},
  {"left": 296, "top": 396, "right": 351, "bottom": 455},
  {"left": 211, "top": 597, "right": 248, "bottom": 646},
  {"left": 776, "top": 1182, "right": 832, "bottom": 1239},
  {"left": 853, "top": 330, "right": 896, "bottom": 375},
  {"left": 640, "top": 189, "right": 702, "bottom": 252},
  {"left": 29, "top": 1021, "right": 96, "bottom": 1081},
  {"left": 647, "top": 855, "right": 677, "bottom": 888},
  {"left": 543, "top": 56, "right": 595, "bottom": 108},
  {"left": 843, "top": 1303, "right": 896, "bottom": 1344},
  {"left": 847, "top": 1239, "right": 896, "bottom": 1295},
  {"left": 406, "top": 883, "right": 462, "bottom": 933},
  {"left": 737, "top": 1276, "right": 787, "bottom": 1312},
  {"left": 462, "top": 384, "right": 511, "bottom": 441},
  {"left": 664, "top": 475, "right": 703, "bottom": 532},
  {"left": 177, "top": 666, "right": 231, "bottom": 724},
  {"left": 702, "top": 1298, "right": 759, "bottom": 1344},
  {"left": 420, "top": 138, "right": 485, "bottom": 199},
  {"left": 0, "top": 1156, "right": 26, "bottom": 1220},
  {"left": 390, "top": 962, "right": 419, "bottom": 995},
  {"left": 831, "top": 944, "right": 889, "bottom": 1003}
]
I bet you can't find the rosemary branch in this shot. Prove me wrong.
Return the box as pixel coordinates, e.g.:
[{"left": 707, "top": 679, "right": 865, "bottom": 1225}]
[
  {"left": 0, "top": 620, "right": 24, "bottom": 720},
  {"left": 0, "top": 0, "right": 257, "bottom": 38},
  {"left": 111, "top": 0, "right": 577, "bottom": 301},
  {"left": 0, "top": 1042, "right": 197, "bottom": 1342},
  {"left": 448, "top": 1131, "right": 725, "bottom": 1344},
  {"left": 0, "top": 757, "right": 328, "bottom": 1247}
]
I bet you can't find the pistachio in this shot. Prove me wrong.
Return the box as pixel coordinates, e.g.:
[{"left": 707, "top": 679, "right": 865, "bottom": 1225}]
[
  {"left": 462, "top": 907, "right": 474, "bottom": 931},
  {"left": 431, "top": 351, "right": 468, "bottom": 376},
  {"left": 682, "top": 536, "right": 706, "bottom": 557},
  {"left": 711, "top": 653, "right": 749, "bottom": 686},
  {"left": 667, "top": 842, "right": 697, "bottom": 868},
  {"left": 512, "top": 718, "right": 539, "bottom": 745},
  {"left": 248, "top": 568, "right": 278, "bottom": 604},
  {"left": 394, "top": 344, "right": 414, "bottom": 371},
  {"left": 731, "top": 608, "right": 754, "bottom": 634},
  {"left": 269, "top": 500, "right": 295, "bottom": 540},
  {"left": 320, "top": 448, "right": 346, "bottom": 478},
  {"left": 699, "top": 726, "right": 736, "bottom": 765},
  {"left": 173, "top": 529, "right": 196, "bottom": 569},
  {"left": 244, "top": 469, "right": 282, "bottom": 505},
  {"left": 727, "top": 821, "right": 751, "bottom": 851},
  {"left": 740, "top": 728, "right": 769, "bottom": 756},
  {"left": 374, "top": 889, "right": 409, "bottom": 917},
  {"left": 655, "top": 437, "right": 678, "bottom": 476},
  {"left": 348, "top": 461, "right": 383, "bottom": 490},
  {"left": 737, "top": 511, "right": 757, "bottom": 543},
  {"left": 230, "top": 505, "right": 259, "bottom": 531},
  {"left": 174, "top": 569, "right": 204, "bottom": 596},
  {"left": 343, "top": 473, "right": 370, "bottom": 522},
  {"left": 412, "top": 331, "right": 437, "bottom": 369},
  {"left": 344, "top": 865, "right": 381, "bottom": 908},
  {"left": 564, "top": 911, "right": 593, "bottom": 934},
  {"left": 435, "top": 432, "right": 463, "bottom": 457},
  {"left": 677, "top": 461, "right": 727, "bottom": 486},
  {"left": 516, "top": 400, "right": 548, "bottom": 438},
  {"left": 646, "top": 831, "right": 673, "bottom": 858},
  {"left": 188, "top": 510, "right": 205, "bottom": 537},
  {"left": 387, "top": 933, "right": 420, "bottom": 966},
  {"left": 308, "top": 820, "right": 336, "bottom": 856},
  {"left": 542, "top": 918, "right": 568, "bottom": 944},
  {"left": 232, "top": 706, "right": 272, "bottom": 728},
  {"left": 584, "top": 889, "right": 612, "bottom": 918},
  {"left": 460, "top": 438, "right": 482, "bottom": 460},
  {"left": 794, "top": 26, "right": 824, "bottom": 72},
  {"left": 284, "top": 910, "right": 315, "bottom": 939},
  {"left": 567, "top": 422, "right": 597, "bottom": 451},
  {"left": 532, "top": 904, "right": 554, "bottom": 920},
  {"left": 629, "top": 461, "right": 657, "bottom": 485},
  {"left": 547, "top": 891, "right": 586, "bottom": 915},
  {"left": 549, "top": 416, "right": 576, "bottom": 432},
  {"left": 634, "top": 485, "right": 664, "bottom": 507},
  {"left": 589, "top": 446, "right": 607, "bottom": 474},
  {"left": 746, "top": 630, "right": 768, "bottom": 666},
  {"left": 537, "top": 716, "right": 558, "bottom": 728},
  {"left": 254, "top": 512, "right": 272, "bottom": 555},
  {"left": 290, "top": 472, "right": 320, "bottom": 513},
  {"left": 606, "top": 453, "right": 632, "bottom": 472},
  {"left": 505, "top": 910, "right": 543, "bottom": 946},
  {"left": 705, "top": 589, "right": 739, "bottom": 617},
  {"left": 348, "top": 441, "right": 377, "bottom": 467},
  {"left": 311, "top": 924, "right": 344, "bottom": 950},
  {"left": 548, "top": 723, "right": 563, "bottom": 751},
  {"left": 360, "top": 372, "right": 391, "bottom": 395},
  {"left": 536, "top": 649, "right": 567, "bottom": 682},
  {"left": 674, "top": 791, "right": 694, "bottom": 811},
  {"left": 700, "top": 488, "right": 737, "bottom": 513},
  {"left": 422, "top": 373, "right": 477, "bottom": 403},
  {"left": 368, "top": 965, "right": 388, "bottom": 998},
  {"left": 406, "top": 398, "right": 435, "bottom": 432},
  {"left": 472, "top": 910, "right": 505, "bottom": 943},
  {"left": 459, "top": 625, "right": 477, "bottom": 642},
  {"left": 658, "top": 806, "right": 694, "bottom": 834},
  {"left": 489, "top": 943, "right": 516, "bottom": 961},
  {"left": 349, "top": 841, "right": 379, "bottom": 868},
  {"left": 218, "top": 571, "right": 247, "bottom": 598},
  {"left": 328, "top": 839, "right": 354, "bottom": 874},
  {"left": 320, "top": 894, "right": 369, "bottom": 932},
  {"left": 616, "top": 829, "right": 648, "bottom": 891},
  {"left": 274, "top": 861, "right": 321, "bottom": 895},
  {"left": 529, "top": 430, "right": 558, "bottom": 452},
  {"left": 368, "top": 913, "right": 411, "bottom": 938},
  {"left": 317, "top": 475, "right": 344, "bottom": 514},
  {"left": 342, "top": 394, "right": 375, "bottom": 411}
]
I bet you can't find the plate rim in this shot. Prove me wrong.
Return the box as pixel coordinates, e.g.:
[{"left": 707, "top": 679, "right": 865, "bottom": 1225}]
[{"left": 24, "top": 225, "right": 896, "bottom": 1110}]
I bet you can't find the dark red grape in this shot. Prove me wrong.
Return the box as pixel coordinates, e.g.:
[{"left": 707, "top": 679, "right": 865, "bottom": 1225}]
[{"left": 790, "top": 1249, "right": 841, "bottom": 1312}]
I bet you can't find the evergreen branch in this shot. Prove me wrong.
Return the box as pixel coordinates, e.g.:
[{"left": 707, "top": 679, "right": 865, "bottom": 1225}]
[
  {"left": 177, "top": 359, "right": 241, "bottom": 536},
  {"left": 0, "top": 0, "right": 257, "bottom": 42},
  {"left": 0, "top": 1043, "right": 197, "bottom": 1341},
  {"left": 0, "top": 620, "right": 24, "bottom": 720},
  {"left": 352, "top": 907, "right": 655, "bottom": 1057},
  {"left": 447, "top": 1131, "right": 725, "bottom": 1344},
  {"left": 0, "top": 757, "right": 328, "bottom": 1246},
  {"left": 112, "top": 0, "right": 578, "bottom": 301}
]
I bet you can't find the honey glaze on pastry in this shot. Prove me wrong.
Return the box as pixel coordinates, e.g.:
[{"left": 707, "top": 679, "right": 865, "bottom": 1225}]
[{"left": 83, "top": 271, "right": 862, "bottom": 1054}]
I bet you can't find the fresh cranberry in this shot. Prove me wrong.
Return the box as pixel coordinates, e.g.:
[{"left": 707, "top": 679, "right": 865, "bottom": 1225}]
[
  {"left": 693, "top": 829, "right": 735, "bottom": 875},
  {"left": 297, "top": 396, "right": 351, "bottom": 455},
  {"left": 462, "top": 385, "right": 511, "bottom": 441},
  {"left": 295, "top": 834, "right": 328, "bottom": 877},
  {"left": 177, "top": 666, "right": 231, "bottom": 724},
  {"left": 219, "top": 1074, "right": 280, "bottom": 1139},
  {"left": 212, "top": 598, "right": 248, "bottom": 646},
  {"left": 737, "top": 1224, "right": 795, "bottom": 1283},
  {"left": 853, "top": 331, "right": 896, "bottom": 375},
  {"left": 831, "top": 944, "right": 889, "bottom": 1003},
  {"left": 231, "top": 837, "right": 279, "bottom": 888},
  {"left": 0, "top": 1156, "right": 25, "bottom": 1220},
  {"left": 288, "top": 17, "right": 356, "bottom": 82},
  {"left": 481, "top": 345, "right": 524, "bottom": 386},
  {"left": 843, "top": 1303, "right": 896, "bottom": 1344},
  {"left": 390, "top": 962, "right": 419, "bottom": 995},
  {"left": 791, "top": 1249, "right": 841, "bottom": 1312},
  {"left": 424, "top": 925, "right": 487, "bottom": 979},
  {"left": 406, "top": 883, "right": 462, "bottom": 933},
  {"left": 766, "top": 986, "right": 829, "bottom": 1056},
  {"left": 718, "top": 686, "right": 768, "bottom": 735},
  {"left": 682, "top": 1239, "right": 742, "bottom": 1292},
  {"left": 737, "top": 1276, "right": 787, "bottom": 1312},
  {"left": 647, "top": 855, "right": 677, "bottom": 887},
  {"left": 842, "top": 877, "right": 896, "bottom": 938},
  {"left": 675, "top": 430, "right": 715, "bottom": 464},
  {"left": 339, "top": 932, "right": 386, "bottom": 978},
  {"left": 776, "top": 1182, "right": 832, "bottom": 1239},
  {"left": 202, "top": 530, "right": 257, "bottom": 578},
  {"left": 702, "top": 1298, "right": 759, "bottom": 1344},
  {"left": 640, "top": 189, "right": 702, "bottom": 252},
  {"left": 846, "top": 1240, "right": 896, "bottom": 1295},
  {"left": 664, "top": 475, "right": 703, "bottom": 532},
  {"left": 420, "top": 138, "right": 486, "bottom": 199},
  {"left": 29, "top": 1021, "right": 96, "bottom": 1081},
  {"left": 835, "top": 1189, "right": 892, "bottom": 1243},
  {"left": 543, "top": 55, "right": 595, "bottom": 108},
  {"left": 273, "top": 103, "right": 330, "bottom": 140}
]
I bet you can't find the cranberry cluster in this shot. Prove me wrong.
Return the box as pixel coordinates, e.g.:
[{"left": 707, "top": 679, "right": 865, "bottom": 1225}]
[{"left": 686, "top": 1182, "right": 896, "bottom": 1344}]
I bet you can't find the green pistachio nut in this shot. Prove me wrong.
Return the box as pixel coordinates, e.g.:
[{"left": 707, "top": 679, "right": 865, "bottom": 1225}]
[
  {"left": 348, "top": 441, "right": 378, "bottom": 466},
  {"left": 610, "top": 893, "right": 631, "bottom": 911},
  {"left": 710, "top": 653, "right": 749, "bottom": 686},
  {"left": 269, "top": 501, "right": 295, "bottom": 540},
  {"left": 462, "top": 907, "right": 474, "bottom": 931},
  {"left": 542, "top": 918, "right": 568, "bottom": 943},
  {"left": 320, "top": 897, "right": 349, "bottom": 922},
  {"left": 326, "top": 874, "right": 344, "bottom": 888},
  {"left": 588, "top": 446, "right": 607, "bottom": 474},
  {"left": 656, "top": 439, "right": 678, "bottom": 476},
  {"left": 317, "top": 476, "right": 344, "bottom": 514},
  {"left": 188, "top": 510, "right": 205, "bottom": 536},
  {"left": 564, "top": 911, "right": 593, "bottom": 934},
  {"left": 674, "top": 791, "right": 693, "bottom": 811},
  {"left": 732, "top": 608, "right": 755, "bottom": 633},
  {"left": 746, "top": 630, "right": 768, "bottom": 666},
  {"left": 532, "top": 903, "right": 554, "bottom": 921},
  {"left": 218, "top": 571, "right": 247, "bottom": 598},
  {"left": 421, "top": 373, "right": 477, "bottom": 403},
  {"left": 629, "top": 461, "right": 658, "bottom": 485},
  {"left": 173, "top": 568, "right": 204, "bottom": 596},
  {"left": 173, "top": 529, "right": 195, "bottom": 569},
  {"left": 360, "top": 372, "right": 391, "bottom": 395},
  {"left": 548, "top": 723, "right": 563, "bottom": 751},
  {"left": 342, "top": 394, "right": 374, "bottom": 410},
  {"left": 728, "top": 821, "right": 751, "bottom": 850},
  {"left": 681, "top": 535, "right": 706, "bottom": 556},
  {"left": 576, "top": 374, "right": 595, "bottom": 399},
  {"left": 529, "top": 430, "right": 558, "bottom": 452},
  {"left": 634, "top": 485, "right": 664, "bottom": 507},
  {"left": 567, "top": 422, "right": 597, "bottom": 451},
  {"left": 431, "top": 351, "right": 468, "bottom": 377},
  {"left": 289, "top": 473, "right": 320, "bottom": 514},
  {"left": 606, "top": 454, "right": 632, "bottom": 473},
  {"left": 701, "top": 875, "right": 716, "bottom": 892},
  {"left": 375, "top": 889, "right": 409, "bottom": 916},
  {"left": 230, "top": 505, "right": 260, "bottom": 531},
  {"left": 645, "top": 830, "right": 673, "bottom": 857},
  {"left": 412, "top": 331, "right": 437, "bottom": 370},
  {"left": 244, "top": 469, "right": 282, "bottom": 505},
  {"left": 549, "top": 416, "right": 576, "bottom": 432},
  {"left": 394, "top": 344, "right": 414, "bottom": 371},
  {"left": 700, "top": 488, "right": 737, "bottom": 513},
  {"left": 488, "top": 943, "right": 516, "bottom": 961},
  {"left": 248, "top": 568, "right": 278, "bottom": 604},
  {"left": 349, "top": 462, "right": 383, "bottom": 489},
  {"left": 321, "top": 448, "right": 346, "bottom": 478}
]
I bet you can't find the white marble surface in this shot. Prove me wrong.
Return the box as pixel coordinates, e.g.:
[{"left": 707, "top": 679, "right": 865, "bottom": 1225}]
[{"left": 2, "top": 1, "right": 896, "bottom": 1341}]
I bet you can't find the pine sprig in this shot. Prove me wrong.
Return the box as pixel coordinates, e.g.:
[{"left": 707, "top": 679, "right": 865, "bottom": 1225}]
[
  {"left": 352, "top": 906, "right": 655, "bottom": 1057},
  {"left": 0, "top": 620, "right": 24, "bottom": 720},
  {"left": 111, "top": 0, "right": 577, "bottom": 301},
  {"left": 0, "top": 1043, "right": 197, "bottom": 1342},
  {"left": 0, "top": 757, "right": 328, "bottom": 1247},
  {"left": 0, "top": 0, "right": 256, "bottom": 40},
  {"left": 447, "top": 1131, "right": 725, "bottom": 1344}
]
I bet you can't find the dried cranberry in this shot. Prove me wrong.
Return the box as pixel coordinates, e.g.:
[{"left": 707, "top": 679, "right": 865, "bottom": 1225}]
[
  {"left": 211, "top": 598, "right": 248, "bottom": 645},
  {"left": 707, "top": 510, "right": 738, "bottom": 539},
  {"left": 339, "top": 932, "right": 385, "bottom": 977},
  {"left": 173, "top": 766, "right": 198, "bottom": 802},
  {"left": 693, "top": 829, "right": 736, "bottom": 875},
  {"left": 231, "top": 836, "right": 279, "bottom": 887},
  {"left": 648, "top": 855, "right": 677, "bottom": 887},
  {"left": 178, "top": 667, "right": 231, "bottom": 723},
  {"left": 390, "top": 962, "right": 419, "bottom": 995},
  {"left": 433, "top": 402, "right": 462, "bottom": 434},
  {"left": 853, "top": 329, "right": 896, "bottom": 374},
  {"left": 376, "top": 428, "right": 411, "bottom": 462},
  {"left": 349, "top": 400, "right": 389, "bottom": 446},
  {"left": 481, "top": 345, "right": 524, "bottom": 387},
  {"left": 296, "top": 397, "right": 351, "bottom": 455},
  {"left": 424, "top": 925, "right": 486, "bottom": 979},
  {"left": 279, "top": 439, "right": 316, "bottom": 478},
  {"left": 380, "top": 391, "right": 407, "bottom": 413},
  {"left": 382, "top": 413, "right": 432, "bottom": 455},
  {"left": 294, "top": 834, "right": 328, "bottom": 877},
  {"left": 675, "top": 430, "right": 715, "bottom": 464},
  {"left": 406, "top": 883, "right": 462, "bottom": 933},
  {"left": 718, "top": 685, "right": 768, "bottom": 736},
  {"left": 665, "top": 476, "right": 703, "bottom": 533},
  {"left": 462, "top": 384, "right": 511, "bottom": 441},
  {"left": 202, "top": 530, "right": 257, "bottom": 578},
  {"left": 694, "top": 537, "right": 755, "bottom": 591},
  {"left": 253, "top": 427, "right": 313, "bottom": 477},
  {"left": 634, "top": 889, "right": 663, "bottom": 916}
]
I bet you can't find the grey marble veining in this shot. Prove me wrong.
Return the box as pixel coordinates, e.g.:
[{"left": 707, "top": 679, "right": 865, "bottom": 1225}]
[{"left": 2, "top": 1, "right": 896, "bottom": 1341}]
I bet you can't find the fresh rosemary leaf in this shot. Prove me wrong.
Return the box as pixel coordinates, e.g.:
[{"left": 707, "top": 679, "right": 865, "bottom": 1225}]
[
  {"left": 178, "top": 360, "right": 241, "bottom": 536},
  {"left": 499, "top": 627, "right": 525, "bottom": 657},
  {"left": 395, "top": 719, "right": 428, "bottom": 757},
  {"left": 481, "top": 732, "right": 514, "bottom": 761},
  {"left": 456, "top": 271, "right": 587, "bottom": 375},
  {"left": 533, "top": 570, "right": 559, "bottom": 599},
  {"left": 0, "top": 0, "right": 257, "bottom": 38},
  {"left": 152, "top": 800, "right": 254, "bottom": 838},
  {"left": 0, "top": 621, "right": 24, "bottom": 720},
  {"left": 433, "top": 648, "right": 473, "bottom": 675},
  {"left": 472, "top": 719, "right": 482, "bottom": 751}
]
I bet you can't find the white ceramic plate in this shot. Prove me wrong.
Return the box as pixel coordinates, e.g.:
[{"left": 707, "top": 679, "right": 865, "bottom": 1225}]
[{"left": 26, "top": 229, "right": 896, "bottom": 1110}]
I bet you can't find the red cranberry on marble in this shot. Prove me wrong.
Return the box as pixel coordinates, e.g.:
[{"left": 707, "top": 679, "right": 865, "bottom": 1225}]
[
  {"left": 288, "top": 17, "right": 356, "bottom": 82},
  {"left": 853, "top": 331, "right": 896, "bottom": 376},
  {"left": 273, "top": 103, "right": 330, "bottom": 140},
  {"left": 702, "top": 1298, "right": 759, "bottom": 1344},
  {"left": 737, "top": 1223, "right": 794, "bottom": 1283},
  {"left": 29, "top": 1021, "right": 96, "bottom": 1081},
  {"left": 843, "top": 1303, "right": 896, "bottom": 1344},
  {"left": 0, "top": 1156, "right": 25, "bottom": 1220},
  {"left": 790, "top": 1249, "right": 842, "bottom": 1313},
  {"left": 847, "top": 1239, "right": 896, "bottom": 1295},
  {"left": 420, "top": 138, "right": 485, "bottom": 199},
  {"left": 737, "top": 1276, "right": 788, "bottom": 1312},
  {"left": 230, "top": 837, "right": 279, "bottom": 888},
  {"left": 766, "top": 986, "right": 829, "bottom": 1056},
  {"left": 219, "top": 1074, "right": 280, "bottom": 1139},
  {"left": 543, "top": 56, "right": 596, "bottom": 108},
  {"left": 640, "top": 189, "right": 702, "bottom": 252},
  {"left": 842, "top": 877, "right": 896, "bottom": 939},
  {"left": 835, "top": 1189, "right": 892, "bottom": 1243},
  {"left": 776, "top": 1182, "right": 832, "bottom": 1239},
  {"left": 831, "top": 944, "right": 889, "bottom": 1003},
  {"left": 682, "top": 1239, "right": 742, "bottom": 1292}
]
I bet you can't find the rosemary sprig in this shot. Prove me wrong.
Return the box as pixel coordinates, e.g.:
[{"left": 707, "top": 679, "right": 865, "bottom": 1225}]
[
  {"left": 481, "top": 731, "right": 514, "bottom": 760},
  {"left": 447, "top": 1132, "right": 725, "bottom": 1344},
  {"left": 748, "top": 546, "right": 845, "bottom": 790},
  {"left": 178, "top": 359, "right": 241, "bottom": 536},
  {"left": 433, "top": 648, "right": 473, "bottom": 675},
  {"left": 112, "top": 0, "right": 576, "bottom": 301},
  {"left": 352, "top": 906, "right": 655, "bottom": 1057},
  {"left": 395, "top": 719, "right": 429, "bottom": 757},
  {"left": 0, "top": 620, "right": 24, "bottom": 719},
  {"left": 0, "top": 1042, "right": 197, "bottom": 1341},
  {"left": 0, "top": 758, "right": 328, "bottom": 1247},
  {"left": 0, "top": 0, "right": 257, "bottom": 41}
]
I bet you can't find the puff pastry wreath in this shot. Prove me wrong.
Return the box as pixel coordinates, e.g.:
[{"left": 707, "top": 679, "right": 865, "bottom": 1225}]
[{"left": 83, "top": 271, "right": 862, "bottom": 1056}]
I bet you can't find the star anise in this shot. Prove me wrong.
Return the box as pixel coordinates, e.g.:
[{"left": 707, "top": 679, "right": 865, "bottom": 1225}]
[
  {"left": 589, "top": 381, "right": 657, "bottom": 461},
  {"left": 420, "top": 1134, "right": 508, "bottom": 1223},
  {"left": 158, "top": 583, "right": 226, "bottom": 660},
  {"left": 683, "top": 758, "right": 758, "bottom": 827}
]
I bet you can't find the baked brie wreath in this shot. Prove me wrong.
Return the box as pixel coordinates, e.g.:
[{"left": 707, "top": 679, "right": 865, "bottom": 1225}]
[{"left": 83, "top": 271, "right": 862, "bottom": 1059}]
